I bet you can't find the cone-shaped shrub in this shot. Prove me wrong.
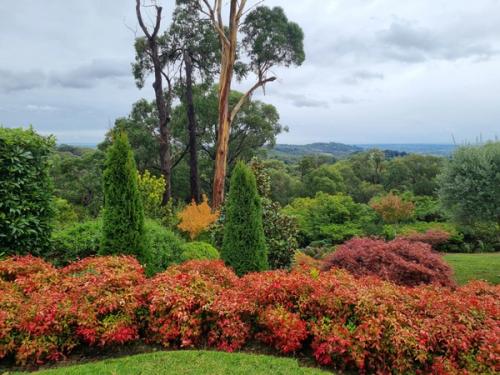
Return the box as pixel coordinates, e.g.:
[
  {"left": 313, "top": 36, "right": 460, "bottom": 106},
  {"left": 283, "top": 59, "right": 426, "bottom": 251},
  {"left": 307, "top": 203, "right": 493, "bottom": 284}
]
[
  {"left": 100, "top": 131, "right": 145, "bottom": 257},
  {"left": 221, "top": 162, "right": 268, "bottom": 275}
]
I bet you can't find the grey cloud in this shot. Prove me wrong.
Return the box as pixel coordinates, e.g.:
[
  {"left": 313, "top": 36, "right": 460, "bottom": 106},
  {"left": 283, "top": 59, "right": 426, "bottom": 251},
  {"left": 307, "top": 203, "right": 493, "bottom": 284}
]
[
  {"left": 377, "top": 20, "right": 498, "bottom": 62},
  {"left": 48, "top": 59, "right": 131, "bottom": 89},
  {"left": 341, "top": 70, "right": 384, "bottom": 85},
  {"left": 332, "top": 96, "right": 358, "bottom": 104},
  {"left": 280, "top": 93, "right": 330, "bottom": 108},
  {"left": 326, "top": 19, "right": 498, "bottom": 64},
  {"left": 0, "top": 69, "right": 46, "bottom": 92},
  {"left": 0, "top": 60, "right": 132, "bottom": 93},
  {"left": 26, "top": 104, "right": 60, "bottom": 112}
]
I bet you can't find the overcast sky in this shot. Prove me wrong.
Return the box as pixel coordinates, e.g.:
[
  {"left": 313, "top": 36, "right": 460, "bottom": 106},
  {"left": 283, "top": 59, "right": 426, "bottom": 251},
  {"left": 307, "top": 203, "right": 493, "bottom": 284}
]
[{"left": 1, "top": 0, "right": 499, "bottom": 145}]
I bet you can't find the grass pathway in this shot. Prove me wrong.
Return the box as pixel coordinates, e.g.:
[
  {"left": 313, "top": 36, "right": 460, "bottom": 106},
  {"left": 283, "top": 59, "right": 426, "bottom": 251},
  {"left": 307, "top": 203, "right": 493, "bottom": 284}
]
[
  {"left": 444, "top": 252, "right": 500, "bottom": 285},
  {"left": 14, "top": 351, "right": 330, "bottom": 375}
]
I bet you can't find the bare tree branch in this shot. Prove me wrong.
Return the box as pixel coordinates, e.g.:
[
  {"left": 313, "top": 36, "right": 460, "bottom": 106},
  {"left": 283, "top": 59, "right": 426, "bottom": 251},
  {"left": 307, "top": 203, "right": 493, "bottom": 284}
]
[{"left": 230, "top": 76, "right": 276, "bottom": 124}]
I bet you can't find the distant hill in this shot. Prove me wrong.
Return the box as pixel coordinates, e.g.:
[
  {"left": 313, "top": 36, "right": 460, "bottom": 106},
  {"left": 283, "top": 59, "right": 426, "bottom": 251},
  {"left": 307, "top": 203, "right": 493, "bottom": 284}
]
[
  {"left": 265, "top": 142, "right": 458, "bottom": 160},
  {"left": 356, "top": 144, "right": 457, "bottom": 157},
  {"left": 268, "top": 142, "right": 363, "bottom": 160}
]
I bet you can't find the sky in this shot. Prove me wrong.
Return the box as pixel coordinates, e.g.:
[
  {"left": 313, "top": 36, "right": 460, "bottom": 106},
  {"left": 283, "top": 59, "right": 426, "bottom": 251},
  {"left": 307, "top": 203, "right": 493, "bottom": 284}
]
[{"left": 1, "top": 0, "right": 499, "bottom": 145}]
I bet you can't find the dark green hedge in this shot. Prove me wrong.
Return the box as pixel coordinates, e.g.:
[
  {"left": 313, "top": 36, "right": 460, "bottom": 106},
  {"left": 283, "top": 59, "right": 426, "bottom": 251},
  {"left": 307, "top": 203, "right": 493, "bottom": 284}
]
[{"left": 0, "top": 127, "right": 55, "bottom": 255}]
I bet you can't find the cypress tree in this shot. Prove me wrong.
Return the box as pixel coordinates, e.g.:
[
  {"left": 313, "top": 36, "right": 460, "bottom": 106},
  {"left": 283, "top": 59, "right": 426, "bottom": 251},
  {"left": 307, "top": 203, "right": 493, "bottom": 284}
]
[
  {"left": 221, "top": 161, "right": 268, "bottom": 275},
  {"left": 100, "top": 131, "right": 145, "bottom": 257}
]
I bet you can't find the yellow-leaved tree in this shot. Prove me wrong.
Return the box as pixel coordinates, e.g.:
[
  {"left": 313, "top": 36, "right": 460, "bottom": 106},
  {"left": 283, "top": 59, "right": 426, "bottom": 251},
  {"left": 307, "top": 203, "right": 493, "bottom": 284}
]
[
  {"left": 177, "top": 195, "right": 219, "bottom": 239},
  {"left": 137, "top": 170, "right": 175, "bottom": 227}
]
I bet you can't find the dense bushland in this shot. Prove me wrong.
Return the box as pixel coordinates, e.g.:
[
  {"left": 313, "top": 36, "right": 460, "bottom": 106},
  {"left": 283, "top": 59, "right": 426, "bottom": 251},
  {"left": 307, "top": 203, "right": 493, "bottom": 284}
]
[
  {"left": 0, "top": 127, "right": 55, "bottom": 256},
  {"left": 0, "top": 256, "right": 498, "bottom": 374},
  {"left": 321, "top": 238, "right": 455, "bottom": 287}
]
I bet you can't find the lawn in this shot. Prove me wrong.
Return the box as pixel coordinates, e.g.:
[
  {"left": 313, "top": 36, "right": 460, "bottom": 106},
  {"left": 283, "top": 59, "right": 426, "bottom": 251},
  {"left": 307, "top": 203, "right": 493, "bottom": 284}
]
[
  {"left": 444, "top": 252, "right": 500, "bottom": 285},
  {"left": 16, "top": 351, "right": 329, "bottom": 375}
]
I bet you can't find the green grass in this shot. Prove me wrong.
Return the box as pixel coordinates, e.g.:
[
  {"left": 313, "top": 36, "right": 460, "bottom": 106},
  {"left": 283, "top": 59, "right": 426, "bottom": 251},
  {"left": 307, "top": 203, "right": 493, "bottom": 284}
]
[
  {"left": 444, "top": 252, "right": 500, "bottom": 285},
  {"left": 17, "top": 350, "right": 330, "bottom": 375}
]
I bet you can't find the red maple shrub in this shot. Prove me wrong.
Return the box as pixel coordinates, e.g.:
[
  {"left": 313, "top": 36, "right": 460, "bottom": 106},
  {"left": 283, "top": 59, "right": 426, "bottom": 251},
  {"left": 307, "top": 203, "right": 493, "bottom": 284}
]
[
  {"left": 399, "top": 229, "right": 451, "bottom": 247},
  {"left": 321, "top": 237, "right": 455, "bottom": 287},
  {"left": 0, "top": 256, "right": 498, "bottom": 374}
]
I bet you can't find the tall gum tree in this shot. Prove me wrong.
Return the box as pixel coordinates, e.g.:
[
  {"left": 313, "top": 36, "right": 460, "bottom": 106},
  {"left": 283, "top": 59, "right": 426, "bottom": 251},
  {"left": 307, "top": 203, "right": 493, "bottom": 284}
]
[
  {"left": 168, "top": 4, "right": 220, "bottom": 202},
  {"left": 134, "top": 0, "right": 173, "bottom": 204},
  {"left": 182, "top": 0, "right": 305, "bottom": 209}
]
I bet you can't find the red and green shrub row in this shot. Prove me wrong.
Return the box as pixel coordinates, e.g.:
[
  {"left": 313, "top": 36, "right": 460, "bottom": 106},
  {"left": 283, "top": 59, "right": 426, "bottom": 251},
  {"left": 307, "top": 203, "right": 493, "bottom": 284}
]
[{"left": 1, "top": 256, "right": 499, "bottom": 374}]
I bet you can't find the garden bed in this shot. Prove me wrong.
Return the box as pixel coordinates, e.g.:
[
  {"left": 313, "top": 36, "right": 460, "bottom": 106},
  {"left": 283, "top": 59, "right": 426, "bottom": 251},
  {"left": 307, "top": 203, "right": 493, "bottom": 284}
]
[{"left": 1, "top": 256, "right": 498, "bottom": 374}]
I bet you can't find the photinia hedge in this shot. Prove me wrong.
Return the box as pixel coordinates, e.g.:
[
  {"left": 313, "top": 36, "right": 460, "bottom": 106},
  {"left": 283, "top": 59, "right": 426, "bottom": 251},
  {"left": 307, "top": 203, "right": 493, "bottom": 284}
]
[{"left": 0, "top": 256, "right": 498, "bottom": 374}]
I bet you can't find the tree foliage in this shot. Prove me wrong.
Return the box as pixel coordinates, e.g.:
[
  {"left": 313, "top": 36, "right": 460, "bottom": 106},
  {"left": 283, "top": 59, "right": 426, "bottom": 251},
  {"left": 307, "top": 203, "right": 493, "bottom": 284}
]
[
  {"left": 50, "top": 147, "right": 105, "bottom": 217},
  {"left": 242, "top": 6, "right": 305, "bottom": 80},
  {"left": 439, "top": 142, "right": 500, "bottom": 226},
  {"left": 249, "top": 158, "right": 299, "bottom": 269},
  {"left": 100, "top": 132, "right": 145, "bottom": 258},
  {"left": 284, "top": 193, "right": 376, "bottom": 246},
  {"left": 0, "top": 127, "right": 54, "bottom": 256},
  {"left": 370, "top": 192, "right": 415, "bottom": 224},
  {"left": 222, "top": 162, "right": 268, "bottom": 275}
]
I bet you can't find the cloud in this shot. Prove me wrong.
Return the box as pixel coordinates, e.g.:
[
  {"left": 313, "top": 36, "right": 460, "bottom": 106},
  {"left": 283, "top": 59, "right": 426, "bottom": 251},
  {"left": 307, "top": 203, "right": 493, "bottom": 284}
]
[
  {"left": 0, "top": 60, "right": 132, "bottom": 93},
  {"left": 26, "top": 104, "right": 60, "bottom": 112},
  {"left": 48, "top": 59, "right": 131, "bottom": 89},
  {"left": 279, "top": 93, "right": 330, "bottom": 108},
  {"left": 332, "top": 96, "right": 359, "bottom": 104},
  {"left": 325, "top": 19, "right": 499, "bottom": 65},
  {"left": 341, "top": 70, "right": 384, "bottom": 85},
  {"left": 377, "top": 20, "right": 498, "bottom": 62},
  {"left": 0, "top": 69, "right": 46, "bottom": 92}
]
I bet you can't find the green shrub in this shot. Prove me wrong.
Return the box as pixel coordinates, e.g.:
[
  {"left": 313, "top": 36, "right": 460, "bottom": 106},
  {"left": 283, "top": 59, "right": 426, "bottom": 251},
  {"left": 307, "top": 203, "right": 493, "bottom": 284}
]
[
  {"left": 49, "top": 218, "right": 185, "bottom": 273},
  {"left": 409, "top": 195, "right": 444, "bottom": 222},
  {"left": 384, "top": 221, "right": 467, "bottom": 252},
  {"left": 249, "top": 159, "right": 299, "bottom": 270},
  {"left": 52, "top": 197, "right": 79, "bottom": 229},
  {"left": 283, "top": 193, "right": 377, "bottom": 246},
  {"left": 0, "top": 127, "right": 55, "bottom": 256},
  {"left": 49, "top": 219, "right": 102, "bottom": 266},
  {"left": 100, "top": 131, "right": 145, "bottom": 257},
  {"left": 222, "top": 162, "right": 268, "bottom": 275},
  {"left": 180, "top": 242, "right": 220, "bottom": 262},
  {"left": 458, "top": 222, "right": 500, "bottom": 253},
  {"left": 142, "top": 220, "right": 185, "bottom": 276}
]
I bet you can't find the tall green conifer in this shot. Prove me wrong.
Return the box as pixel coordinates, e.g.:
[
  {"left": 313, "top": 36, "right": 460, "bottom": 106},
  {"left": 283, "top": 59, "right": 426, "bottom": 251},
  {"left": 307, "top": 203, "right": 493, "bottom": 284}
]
[
  {"left": 221, "top": 161, "right": 268, "bottom": 275},
  {"left": 100, "top": 131, "right": 145, "bottom": 257}
]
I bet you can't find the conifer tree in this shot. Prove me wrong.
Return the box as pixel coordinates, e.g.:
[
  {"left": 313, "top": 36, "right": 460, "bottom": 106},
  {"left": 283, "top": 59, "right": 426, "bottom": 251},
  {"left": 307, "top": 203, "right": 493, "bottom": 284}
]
[
  {"left": 221, "top": 161, "right": 268, "bottom": 275},
  {"left": 100, "top": 131, "right": 145, "bottom": 257}
]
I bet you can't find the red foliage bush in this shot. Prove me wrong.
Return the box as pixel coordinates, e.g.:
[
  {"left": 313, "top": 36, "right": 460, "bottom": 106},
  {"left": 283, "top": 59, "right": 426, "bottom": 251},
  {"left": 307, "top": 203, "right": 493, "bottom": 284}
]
[
  {"left": 0, "top": 256, "right": 144, "bottom": 364},
  {"left": 321, "top": 237, "right": 455, "bottom": 287},
  {"left": 0, "top": 256, "right": 498, "bottom": 374},
  {"left": 256, "top": 305, "right": 308, "bottom": 353},
  {"left": 143, "top": 260, "right": 238, "bottom": 349},
  {"left": 399, "top": 229, "right": 451, "bottom": 247}
]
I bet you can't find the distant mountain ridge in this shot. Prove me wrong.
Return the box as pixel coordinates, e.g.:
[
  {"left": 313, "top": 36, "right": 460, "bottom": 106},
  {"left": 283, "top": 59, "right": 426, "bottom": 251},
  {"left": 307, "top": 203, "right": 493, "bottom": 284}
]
[
  {"left": 268, "top": 142, "right": 457, "bottom": 159},
  {"left": 356, "top": 144, "right": 457, "bottom": 156},
  {"left": 269, "top": 142, "right": 363, "bottom": 159}
]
